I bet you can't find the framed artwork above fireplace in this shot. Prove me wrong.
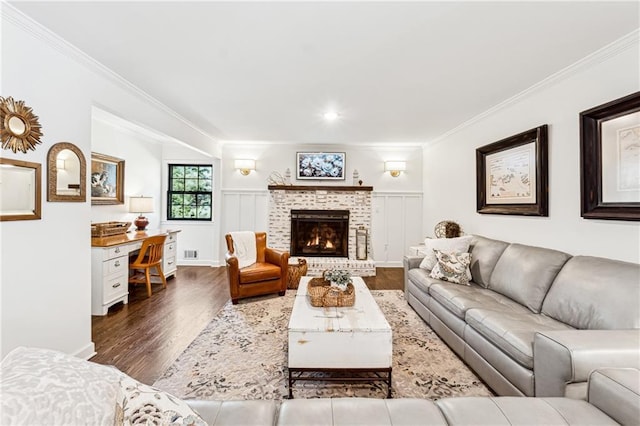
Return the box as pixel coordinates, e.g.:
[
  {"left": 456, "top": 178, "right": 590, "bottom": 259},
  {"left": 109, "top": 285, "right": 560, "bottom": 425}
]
[{"left": 297, "top": 152, "right": 345, "bottom": 180}]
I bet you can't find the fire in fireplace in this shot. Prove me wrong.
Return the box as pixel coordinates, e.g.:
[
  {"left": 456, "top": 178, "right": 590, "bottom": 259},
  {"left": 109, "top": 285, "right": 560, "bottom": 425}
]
[{"left": 290, "top": 210, "right": 349, "bottom": 257}]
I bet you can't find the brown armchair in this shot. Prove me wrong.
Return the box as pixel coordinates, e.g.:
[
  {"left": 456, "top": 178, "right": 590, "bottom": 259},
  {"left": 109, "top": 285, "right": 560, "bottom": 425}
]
[{"left": 225, "top": 232, "right": 290, "bottom": 304}]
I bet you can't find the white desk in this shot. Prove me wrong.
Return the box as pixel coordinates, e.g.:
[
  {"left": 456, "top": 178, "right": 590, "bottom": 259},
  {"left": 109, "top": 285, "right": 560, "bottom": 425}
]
[{"left": 90, "top": 229, "right": 179, "bottom": 315}]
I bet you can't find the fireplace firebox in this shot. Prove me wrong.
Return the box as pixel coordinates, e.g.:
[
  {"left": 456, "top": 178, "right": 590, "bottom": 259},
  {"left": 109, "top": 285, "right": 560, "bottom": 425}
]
[{"left": 290, "top": 210, "right": 349, "bottom": 257}]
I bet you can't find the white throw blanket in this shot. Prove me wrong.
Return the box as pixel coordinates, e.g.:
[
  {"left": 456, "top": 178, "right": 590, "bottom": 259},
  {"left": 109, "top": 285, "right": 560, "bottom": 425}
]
[{"left": 230, "top": 231, "right": 257, "bottom": 269}]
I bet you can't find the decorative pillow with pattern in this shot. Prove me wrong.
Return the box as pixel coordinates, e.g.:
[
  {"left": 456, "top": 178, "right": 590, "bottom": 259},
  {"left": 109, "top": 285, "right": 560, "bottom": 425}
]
[
  {"left": 0, "top": 346, "right": 122, "bottom": 426},
  {"left": 118, "top": 375, "right": 207, "bottom": 426},
  {"left": 419, "top": 235, "right": 473, "bottom": 271},
  {"left": 429, "top": 249, "right": 472, "bottom": 285}
]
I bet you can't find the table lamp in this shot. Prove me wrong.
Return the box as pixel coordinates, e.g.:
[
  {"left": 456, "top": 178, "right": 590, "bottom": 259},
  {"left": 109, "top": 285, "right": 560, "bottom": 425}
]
[{"left": 129, "top": 196, "right": 154, "bottom": 231}]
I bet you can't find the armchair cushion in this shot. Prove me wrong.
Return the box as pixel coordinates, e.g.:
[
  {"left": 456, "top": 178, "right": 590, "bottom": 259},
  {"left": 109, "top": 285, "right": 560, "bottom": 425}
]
[{"left": 240, "top": 263, "right": 282, "bottom": 284}]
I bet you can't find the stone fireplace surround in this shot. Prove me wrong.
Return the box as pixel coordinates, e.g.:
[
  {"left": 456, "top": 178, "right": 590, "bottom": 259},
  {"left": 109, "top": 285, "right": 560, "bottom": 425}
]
[{"left": 267, "top": 185, "right": 376, "bottom": 276}]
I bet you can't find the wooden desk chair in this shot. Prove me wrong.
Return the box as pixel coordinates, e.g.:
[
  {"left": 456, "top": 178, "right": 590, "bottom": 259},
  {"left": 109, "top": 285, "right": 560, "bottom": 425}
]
[{"left": 129, "top": 234, "right": 167, "bottom": 297}]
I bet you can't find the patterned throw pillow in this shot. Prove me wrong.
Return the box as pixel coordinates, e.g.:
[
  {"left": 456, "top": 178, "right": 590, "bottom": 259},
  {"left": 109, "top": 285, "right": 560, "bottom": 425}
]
[
  {"left": 118, "top": 375, "right": 207, "bottom": 426},
  {"left": 429, "top": 249, "right": 472, "bottom": 285},
  {"left": 0, "top": 346, "right": 122, "bottom": 426}
]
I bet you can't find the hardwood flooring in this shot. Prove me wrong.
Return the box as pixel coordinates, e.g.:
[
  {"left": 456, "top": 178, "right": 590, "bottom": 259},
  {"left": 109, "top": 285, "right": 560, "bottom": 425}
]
[{"left": 90, "top": 266, "right": 404, "bottom": 384}]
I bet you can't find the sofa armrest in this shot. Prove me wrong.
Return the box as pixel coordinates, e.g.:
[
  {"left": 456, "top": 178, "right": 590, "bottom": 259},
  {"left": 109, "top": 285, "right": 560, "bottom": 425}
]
[
  {"left": 534, "top": 330, "right": 640, "bottom": 397},
  {"left": 403, "top": 255, "right": 424, "bottom": 298},
  {"left": 403, "top": 255, "right": 424, "bottom": 270},
  {"left": 587, "top": 368, "right": 640, "bottom": 426}
]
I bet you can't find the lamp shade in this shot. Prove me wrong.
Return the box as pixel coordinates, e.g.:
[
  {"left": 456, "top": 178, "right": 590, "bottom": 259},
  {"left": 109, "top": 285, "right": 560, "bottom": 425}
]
[
  {"left": 234, "top": 159, "right": 256, "bottom": 175},
  {"left": 384, "top": 161, "right": 407, "bottom": 172},
  {"left": 234, "top": 159, "right": 256, "bottom": 170},
  {"left": 129, "top": 196, "right": 154, "bottom": 214}
]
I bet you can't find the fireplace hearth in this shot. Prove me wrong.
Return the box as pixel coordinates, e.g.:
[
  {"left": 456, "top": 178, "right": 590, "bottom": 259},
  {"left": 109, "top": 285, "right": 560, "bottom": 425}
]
[{"left": 290, "top": 210, "right": 349, "bottom": 257}]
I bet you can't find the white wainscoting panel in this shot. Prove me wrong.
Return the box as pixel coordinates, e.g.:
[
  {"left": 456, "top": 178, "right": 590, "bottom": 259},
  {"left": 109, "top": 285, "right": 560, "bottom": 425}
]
[
  {"left": 220, "top": 190, "right": 269, "bottom": 262},
  {"left": 221, "top": 190, "right": 422, "bottom": 268},
  {"left": 372, "top": 192, "right": 423, "bottom": 267}
]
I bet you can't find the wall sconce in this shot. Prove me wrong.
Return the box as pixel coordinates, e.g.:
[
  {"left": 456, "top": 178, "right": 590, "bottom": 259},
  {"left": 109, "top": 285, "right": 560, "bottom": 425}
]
[
  {"left": 56, "top": 159, "right": 66, "bottom": 170},
  {"left": 129, "top": 196, "right": 154, "bottom": 231},
  {"left": 384, "top": 161, "right": 406, "bottom": 177},
  {"left": 234, "top": 159, "right": 256, "bottom": 176}
]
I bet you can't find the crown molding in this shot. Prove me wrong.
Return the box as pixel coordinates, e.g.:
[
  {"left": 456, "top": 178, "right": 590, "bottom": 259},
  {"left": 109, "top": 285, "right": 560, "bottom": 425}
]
[
  {"left": 426, "top": 28, "right": 640, "bottom": 148},
  {"left": 1, "top": 3, "right": 220, "bottom": 143}
]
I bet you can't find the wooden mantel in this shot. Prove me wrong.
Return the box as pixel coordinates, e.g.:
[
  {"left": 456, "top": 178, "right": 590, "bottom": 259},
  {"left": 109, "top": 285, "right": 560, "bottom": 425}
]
[{"left": 268, "top": 185, "right": 373, "bottom": 192}]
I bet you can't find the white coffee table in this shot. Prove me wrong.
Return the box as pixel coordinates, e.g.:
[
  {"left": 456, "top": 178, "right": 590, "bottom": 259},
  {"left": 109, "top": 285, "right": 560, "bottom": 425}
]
[{"left": 287, "top": 276, "right": 393, "bottom": 398}]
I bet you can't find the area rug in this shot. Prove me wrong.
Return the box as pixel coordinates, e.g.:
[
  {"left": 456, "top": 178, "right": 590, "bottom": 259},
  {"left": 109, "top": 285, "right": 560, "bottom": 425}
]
[{"left": 153, "top": 290, "right": 491, "bottom": 401}]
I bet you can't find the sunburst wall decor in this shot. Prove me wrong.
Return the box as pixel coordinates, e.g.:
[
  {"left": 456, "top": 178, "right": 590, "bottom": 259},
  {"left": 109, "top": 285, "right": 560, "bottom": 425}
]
[{"left": 0, "top": 96, "right": 44, "bottom": 154}]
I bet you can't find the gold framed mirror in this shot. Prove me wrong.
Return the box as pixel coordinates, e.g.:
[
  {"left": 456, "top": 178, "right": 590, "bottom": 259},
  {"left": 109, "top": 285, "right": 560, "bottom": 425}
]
[
  {"left": 47, "top": 142, "right": 86, "bottom": 202},
  {"left": 0, "top": 97, "right": 44, "bottom": 154},
  {"left": 0, "top": 157, "right": 42, "bottom": 221}
]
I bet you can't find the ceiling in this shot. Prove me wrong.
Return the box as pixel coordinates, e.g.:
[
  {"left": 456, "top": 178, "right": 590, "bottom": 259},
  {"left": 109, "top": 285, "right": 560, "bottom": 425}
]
[{"left": 9, "top": 1, "right": 640, "bottom": 145}]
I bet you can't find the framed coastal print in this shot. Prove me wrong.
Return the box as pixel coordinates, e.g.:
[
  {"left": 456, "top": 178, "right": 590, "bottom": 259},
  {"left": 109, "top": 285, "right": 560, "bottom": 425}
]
[
  {"left": 581, "top": 91, "right": 640, "bottom": 221},
  {"left": 476, "top": 125, "right": 548, "bottom": 216},
  {"left": 91, "top": 152, "right": 124, "bottom": 205},
  {"left": 297, "top": 152, "right": 345, "bottom": 180}
]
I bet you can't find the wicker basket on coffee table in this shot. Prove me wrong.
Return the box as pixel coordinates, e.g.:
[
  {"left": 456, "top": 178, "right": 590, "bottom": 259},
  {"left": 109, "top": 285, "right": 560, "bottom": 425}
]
[{"left": 307, "top": 278, "right": 355, "bottom": 307}]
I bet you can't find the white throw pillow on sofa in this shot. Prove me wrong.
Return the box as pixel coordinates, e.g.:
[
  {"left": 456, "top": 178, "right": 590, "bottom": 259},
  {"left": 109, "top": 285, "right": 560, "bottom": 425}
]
[{"left": 419, "top": 235, "right": 473, "bottom": 271}]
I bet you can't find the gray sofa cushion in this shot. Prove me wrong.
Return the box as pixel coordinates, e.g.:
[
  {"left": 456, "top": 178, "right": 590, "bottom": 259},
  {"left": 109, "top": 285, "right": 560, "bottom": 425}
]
[
  {"left": 429, "top": 282, "right": 525, "bottom": 319},
  {"left": 466, "top": 308, "right": 573, "bottom": 368},
  {"left": 436, "top": 396, "right": 618, "bottom": 425},
  {"left": 469, "top": 235, "right": 509, "bottom": 288},
  {"left": 489, "top": 243, "right": 571, "bottom": 313},
  {"left": 407, "top": 267, "right": 443, "bottom": 294},
  {"left": 278, "top": 398, "right": 447, "bottom": 426},
  {"left": 541, "top": 256, "right": 640, "bottom": 330},
  {"left": 187, "top": 400, "right": 277, "bottom": 426}
]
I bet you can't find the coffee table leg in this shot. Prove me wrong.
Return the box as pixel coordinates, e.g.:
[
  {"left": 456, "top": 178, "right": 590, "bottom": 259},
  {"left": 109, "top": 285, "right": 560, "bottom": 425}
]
[
  {"left": 288, "top": 370, "right": 293, "bottom": 399},
  {"left": 387, "top": 369, "right": 392, "bottom": 398}
]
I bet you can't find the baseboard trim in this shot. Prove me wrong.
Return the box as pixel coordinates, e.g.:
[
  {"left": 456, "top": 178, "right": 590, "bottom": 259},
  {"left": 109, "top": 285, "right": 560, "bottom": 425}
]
[
  {"left": 375, "top": 261, "right": 403, "bottom": 268},
  {"left": 75, "top": 342, "right": 96, "bottom": 360},
  {"left": 177, "top": 260, "right": 218, "bottom": 267}
]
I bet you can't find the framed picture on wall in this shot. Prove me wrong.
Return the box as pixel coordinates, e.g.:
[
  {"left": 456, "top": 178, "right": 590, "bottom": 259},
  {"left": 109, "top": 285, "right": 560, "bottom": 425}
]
[
  {"left": 476, "top": 125, "right": 548, "bottom": 216},
  {"left": 296, "top": 152, "right": 346, "bottom": 180},
  {"left": 91, "top": 152, "right": 124, "bottom": 205},
  {"left": 580, "top": 91, "right": 640, "bottom": 221}
]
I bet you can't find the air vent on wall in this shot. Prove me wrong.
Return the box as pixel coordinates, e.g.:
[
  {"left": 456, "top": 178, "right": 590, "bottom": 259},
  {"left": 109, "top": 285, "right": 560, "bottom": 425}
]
[{"left": 184, "top": 250, "right": 198, "bottom": 259}]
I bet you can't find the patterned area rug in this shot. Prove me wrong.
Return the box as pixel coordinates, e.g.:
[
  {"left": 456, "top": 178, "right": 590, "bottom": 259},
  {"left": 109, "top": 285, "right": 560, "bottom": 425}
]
[{"left": 153, "top": 290, "right": 491, "bottom": 401}]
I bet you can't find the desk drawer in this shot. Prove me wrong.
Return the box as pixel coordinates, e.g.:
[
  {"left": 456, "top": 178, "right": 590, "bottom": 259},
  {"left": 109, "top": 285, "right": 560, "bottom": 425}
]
[
  {"left": 103, "top": 242, "right": 142, "bottom": 261},
  {"left": 104, "top": 255, "right": 128, "bottom": 276},
  {"left": 164, "top": 256, "right": 177, "bottom": 275},
  {"left": 103, "top": 272, "right": 128, "bottom": 302},
  {"left": 166, "top": 232, "right": 177, "bottom": 243},
  {"left": 164, "top": 241, "right": 177, "bottom": 257}
]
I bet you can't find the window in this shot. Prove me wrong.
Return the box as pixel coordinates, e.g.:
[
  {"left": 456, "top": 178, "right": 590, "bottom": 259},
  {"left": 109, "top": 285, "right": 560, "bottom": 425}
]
[{"left": 168, "top": 164, "right": 213, "bottom": 220}]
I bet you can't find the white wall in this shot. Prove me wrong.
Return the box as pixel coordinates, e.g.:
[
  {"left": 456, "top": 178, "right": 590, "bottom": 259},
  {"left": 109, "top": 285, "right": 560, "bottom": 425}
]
[
  {"left": 423, "top": 33, "right": 640, "bottom": 263},
  {"left": 222, "top": 142, "right": 423, "bottom": 192},
  {"left": 220, "top": 143, "right": 424, "bottom": 266},
  {"left": 91, "top": 118, "right": 164, "bottom": 226},
  {"left": 161, "top": 144, "right": 219, "bottom": 266},
  {"left": 0, "top": 6, "right": 219, "bottom": 358}
]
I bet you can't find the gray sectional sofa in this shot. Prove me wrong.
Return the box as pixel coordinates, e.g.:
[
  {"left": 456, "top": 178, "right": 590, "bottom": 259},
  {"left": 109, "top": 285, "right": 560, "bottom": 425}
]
[
  {"left": 404, "top": 234, "right": 640, "bottom": 398},
  {"left": 2, "top": 347, "right": 639, "bottom": 425}
]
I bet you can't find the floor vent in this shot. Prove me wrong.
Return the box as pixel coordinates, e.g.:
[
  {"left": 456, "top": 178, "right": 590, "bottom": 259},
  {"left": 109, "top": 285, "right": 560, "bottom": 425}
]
[{"left": 184, "top": 250, "right": 198, "bottom": 259}]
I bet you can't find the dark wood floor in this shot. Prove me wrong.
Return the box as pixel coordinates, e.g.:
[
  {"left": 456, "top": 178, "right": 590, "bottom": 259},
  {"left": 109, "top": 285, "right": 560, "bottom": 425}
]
[{"left": 90, "top": 266, "right": 404, "bottom": 384}]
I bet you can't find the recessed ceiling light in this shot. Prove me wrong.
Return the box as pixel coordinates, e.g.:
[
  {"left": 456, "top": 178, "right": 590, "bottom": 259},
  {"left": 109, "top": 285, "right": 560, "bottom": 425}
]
[{"left": 323, "top": 111, "right": 339, "bottom": 121}]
